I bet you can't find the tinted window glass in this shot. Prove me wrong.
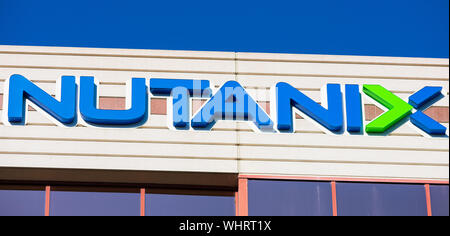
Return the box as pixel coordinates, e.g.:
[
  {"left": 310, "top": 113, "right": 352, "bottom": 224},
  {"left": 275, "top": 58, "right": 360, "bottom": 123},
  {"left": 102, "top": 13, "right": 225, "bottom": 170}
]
[
  {"left": 50, "top": 191, "right": 140, "bottom": 216},
  {"left": 146, "top": 194, "right": 235, "bottom": 216},
  {"left": 430, "top": 185, "right": 449, "bottom": 216},
  {"left": 0, "top": 189, "right": 45, "bottom": 216},
  {"left": 336, "top": 182, "right": 427, "bottom": 216},
  {"left": 248, "top": 180, "right": 333, "bottom": 216}
]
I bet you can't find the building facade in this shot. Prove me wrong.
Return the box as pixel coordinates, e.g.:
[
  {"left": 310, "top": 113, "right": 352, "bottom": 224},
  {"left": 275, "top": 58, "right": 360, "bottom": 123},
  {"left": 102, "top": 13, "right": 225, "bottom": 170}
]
[{"left": 0, "top": 45, "right": 448, "bottom": 216}]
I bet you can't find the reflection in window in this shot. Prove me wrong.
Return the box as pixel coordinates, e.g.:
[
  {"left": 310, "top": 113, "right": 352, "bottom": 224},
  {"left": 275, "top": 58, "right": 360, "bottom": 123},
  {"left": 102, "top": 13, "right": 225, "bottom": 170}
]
[
  {"left": 248, "top": 180, "right": 333, "bottom": 216},
  {"left": 0, "top": 188, "right": 45, "bottom": 216},
  {"left": 430, "top": 185, "right": 449, "bottom": 216},
  {"left": 50, "top": 190, "right": 140, "bottom": 216},
  {"left": 146, "top": 193, "right": 235, "bottom": 216},
  {"left": 336, "top": 182, "right": 427, "bottom": 216}
]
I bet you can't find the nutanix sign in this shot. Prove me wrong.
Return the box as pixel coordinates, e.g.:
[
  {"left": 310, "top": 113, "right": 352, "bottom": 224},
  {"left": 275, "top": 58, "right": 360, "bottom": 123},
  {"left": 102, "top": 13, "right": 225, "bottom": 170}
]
[{"left": 2, "top": 74, "right": 447, "bottom": 136}]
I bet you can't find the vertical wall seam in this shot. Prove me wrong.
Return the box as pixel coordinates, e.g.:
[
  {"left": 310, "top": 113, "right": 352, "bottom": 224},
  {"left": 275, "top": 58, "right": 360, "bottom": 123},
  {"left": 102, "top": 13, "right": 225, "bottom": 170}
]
[{"left": 235, "top": 51, "right": 241, "bottom": 175}]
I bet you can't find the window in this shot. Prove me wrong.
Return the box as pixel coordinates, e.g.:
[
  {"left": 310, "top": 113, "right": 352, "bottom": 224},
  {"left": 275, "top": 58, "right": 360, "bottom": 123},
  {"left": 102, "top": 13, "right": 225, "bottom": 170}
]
[
  {"left": 1, "top": 181, "right": 446, "bottom": 216},
  {"left": 336, "top": 182, "right": 427, "bottom": 216},
  {"left": 145, "top": 190, "right": 235, "bottom": 216},
  {"left": 0, "top": 186, "right": 45, "bottom": 216},
  {"left": 49, "top": 187, "right": 140, "bottom": 216},
  {"left": 430, "top": 185, "right": 449, "bottom": 216},
  {"left": 248, "top": 180, "right": 333, "bottom": 216}
]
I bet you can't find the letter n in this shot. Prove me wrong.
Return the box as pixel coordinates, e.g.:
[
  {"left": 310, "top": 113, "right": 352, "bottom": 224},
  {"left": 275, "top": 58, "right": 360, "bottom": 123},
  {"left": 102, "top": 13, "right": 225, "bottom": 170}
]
[
  {"left": 274, "top": 82, "right": 343, "bottom": 132},
  {"left": 6, "top": 74, "right": 77, "bottom": 125}
]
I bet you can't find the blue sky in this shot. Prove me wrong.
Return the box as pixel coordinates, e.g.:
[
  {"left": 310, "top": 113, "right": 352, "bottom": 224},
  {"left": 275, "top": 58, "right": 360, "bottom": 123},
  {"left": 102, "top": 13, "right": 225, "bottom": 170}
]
[{"left": 0, "top": 0, "right": 448, "bottom": 58}]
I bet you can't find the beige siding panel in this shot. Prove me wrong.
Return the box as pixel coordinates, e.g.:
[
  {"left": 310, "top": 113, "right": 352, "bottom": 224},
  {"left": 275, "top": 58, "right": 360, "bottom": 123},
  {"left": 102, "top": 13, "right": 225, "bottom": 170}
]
[
  {"left": 0, "top": 125, "right": 237, "bottom": 145},
  {"left": 237, "top": 132, "right": 448, "bottom": 151},
  {"left": 239, "top": 146, "right": 449, "bottom": 165},
  {"left": 236, "top": 60, "right": 449, "bottom": 80},
  {"left": 0, "top": 45, "right": 236, "bottom": 60},
  {"left": 0, "top": 53, "right": 235, "bottom": 74},
  {"left": 239, "top": 161, "right": 449, "bottom": 180},
  {"left": 236, "top": 52, "right": 449, "bottom": 66},
  {"left": 0, "top": 139, "right": 237, "bottom": 160},
  {"left": 0, "top": 154, "right": 237, "bottom": 173},
  {"left": 2, "top": 45, "right": 448, "bottom": 66}
]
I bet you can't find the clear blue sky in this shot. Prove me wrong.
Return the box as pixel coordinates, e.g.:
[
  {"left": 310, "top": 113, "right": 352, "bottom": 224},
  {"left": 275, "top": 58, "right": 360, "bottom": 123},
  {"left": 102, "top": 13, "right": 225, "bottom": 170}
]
[{"left": 0, "top": 0, "right": 448, "bottom": 58}]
